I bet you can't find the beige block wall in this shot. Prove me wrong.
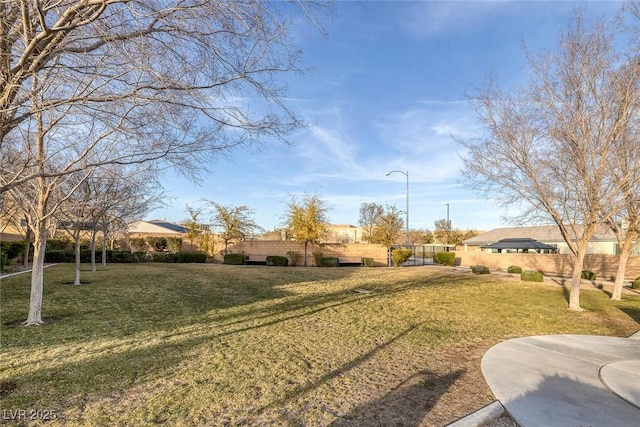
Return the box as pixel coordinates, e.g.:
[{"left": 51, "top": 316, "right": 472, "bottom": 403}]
[
  {"left": 225, "top": 241, "right": 389, "bottom": 266},
  {"left": 457, "top": 252, "right": 640, "bottom": 281}
]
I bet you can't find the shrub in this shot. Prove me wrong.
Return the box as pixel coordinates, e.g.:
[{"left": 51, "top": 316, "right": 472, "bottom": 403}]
[
  {"left": 319, "top": 257, "right": 338, "bottom": 267},
  {"left": 166, "top": 237, "right": 183, "bottom": 253},
  {"left": 0, "top": 252, "right": 6, "bottom": 272},
  {"left": 224, "top": 253, "right": 245, "bottom": 265},
  {"left": 632, "top": 277, "right": 640, "bottom": 289},
  {"left": 581, "top": 270, "right": 596, "bottom": 281},
  {"left": 146, "top": 237, "right": 168, "bottom": 252},
  {"left": 471, "top": 265, "right": 490, "bottom": 274},
  {"left": 362, "top": 257, "right": 374, "bottom": 267},
  {"left": 312, "top": 251, "right": 323, "bottom": 266},
  {"left": 128, "top": 238, "right": 147, "bottom": 252},
  {"left": 109, "top": 251, "right": 135, "bottom": 263},
  {"left": 1, "top": 241, "right": 28, "bottom": 260},
  {"left": 391, "top": 249, "right": 413, "bottom": 267},
  {"left": 132, "top": 252, "right": 149, "bottom": 263},
  {"left": 46, "top": 237, "right": 72, "bottom": 251},
  {"left": 507, "top": 265, "right": 522, "bottom": 274},
  {"left": 521, "top": 270, "right": 544, "bottom": 282},
  {"left": 266, "top": 255, "right": 288, "bottom": 267},
  {"left": 44, "top": 250, "right": 75, "bottom": 263},
  {"left": 176, "top": 252, "right": 207, "bottom": 263},
  {"left": 287, "top": 251, "right": 301, "bottom": 267},
  {"left": 153, "top": 252, "right": 178, "bottom": 263},
  {"left": 434, "top": 251, "right": 455, "bottom": 266}
]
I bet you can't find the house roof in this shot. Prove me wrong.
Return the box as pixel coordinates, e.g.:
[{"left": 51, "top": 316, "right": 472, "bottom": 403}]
[
  {"left": 464, "top": 225, "right": 617, "bottom": 246},
  {"left": 148, "top": 219, "right": 188, "bottom": 233},
  {"left": 482, "top": 238, "right": 557, "bottom": 251},
  {"left": 128, "top": 220, "right": 187, "bottom": 234}
]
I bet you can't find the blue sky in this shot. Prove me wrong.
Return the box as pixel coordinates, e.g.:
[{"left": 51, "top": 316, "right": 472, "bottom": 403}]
[{"left": 149, "top": 1, "right": 623, "bottom": 232}]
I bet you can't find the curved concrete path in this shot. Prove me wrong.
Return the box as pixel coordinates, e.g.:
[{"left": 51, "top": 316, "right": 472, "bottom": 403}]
[{"left": 481, "top": 334, "right": 640, "bottom": 427}]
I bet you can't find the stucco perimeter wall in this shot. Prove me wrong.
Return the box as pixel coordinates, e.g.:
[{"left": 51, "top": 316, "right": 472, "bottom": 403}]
[
  {"left": 225, "top": 241, "right": 389, "bottom": 266},
  {"left": 458, "top": 252, "right": 640, "bottom": 281}
]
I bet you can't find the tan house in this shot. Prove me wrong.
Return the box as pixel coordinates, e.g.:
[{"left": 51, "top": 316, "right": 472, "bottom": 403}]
[
  {"left": 463, "top": 225, "right": 635, "bottom": 255},
  {"left": 128, "top": 219, "right": 188, "bottom": 236}
]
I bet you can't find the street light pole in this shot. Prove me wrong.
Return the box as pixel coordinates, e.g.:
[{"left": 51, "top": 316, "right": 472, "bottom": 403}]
[
  {"left": 386, "top": 170, "right": 409, "bottom": 246},
  {"left": 445, "top": 203, "right": 450, "bottom": 246}
]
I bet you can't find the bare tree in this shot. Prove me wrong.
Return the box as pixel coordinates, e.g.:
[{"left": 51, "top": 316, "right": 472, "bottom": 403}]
[
  {"left": 358, "top": 202, "right": 384, "bottom": 243},
  {"left": 282, "top": 193, "right": 330, "bottom": 266},
  {"left": 1, "top": 1, "right": 327, "bottom": 325},
  {"left": 459, "top": 13, "right": 639, "bottom": 310},
  {"left": 603, "top": 0, "right": 640, "bottom": 300}
]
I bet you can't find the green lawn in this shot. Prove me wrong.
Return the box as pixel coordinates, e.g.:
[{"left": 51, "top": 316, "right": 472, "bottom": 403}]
[{"left": 1, "top": 264, "right": 638, "bottom": 426}]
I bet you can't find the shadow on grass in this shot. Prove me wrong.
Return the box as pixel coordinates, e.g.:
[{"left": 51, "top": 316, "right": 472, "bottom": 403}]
[
  {"left": 331, "top": 369, "right": 465, "bottom": 427},
  {"left": 0, "top": 264, "right": 362, "bottom": 338},
  {"left": 253, "top": 324, "right": 420, "bottom": 418},
  {"left": 619, "top": 306, "right": 640, "bottom": 326}
]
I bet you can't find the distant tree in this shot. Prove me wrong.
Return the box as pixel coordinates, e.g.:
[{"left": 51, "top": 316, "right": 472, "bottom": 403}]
[
  {"left": 283, "top": 193, "right": 330, "bottom": 266},
  {"left": 433, "top": 219, "right": 452, "bottom": 244},
  {"left": 182, "top": 205, "right": 205, "bottom": 251},
  {"left": 358, "top": 202, "right": 384, "bottom": 242},
  {"left": 369, "top": 205, "right": 404, "bottom": 247},
  {"left": 208, "top": 202, "right": 263, "bottom": 253},
  {"left": 407, "top": 229, "right": 433, "bottom": 245},
  {"left": 261, "top": 228, "right": 287, "bottom": 241},
  {"left": 458, "top": 13, "right": 639, "bottom": 310},
  {"left": 460, "top": 229, "right": 481, "bottom": 244}
]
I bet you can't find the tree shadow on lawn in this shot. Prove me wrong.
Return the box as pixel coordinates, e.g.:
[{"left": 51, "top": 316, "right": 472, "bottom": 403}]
[
  {"left": 618, "top": 305, "right": 640, "bottom": 326},
  {"left": 1, "top": 264, "right": 362, "bottom": 338},
  {"left": 250, "top": 323, "right": 465, "bottom": 427},
  {"left": 1, "top": 317, "right": 425, "bottom": 424},
  {"left": 330, "top": 369, "right": 465, "bottom": 427},
  {"left": 0, "top": 283, "right": 387, "bottom": 409}
]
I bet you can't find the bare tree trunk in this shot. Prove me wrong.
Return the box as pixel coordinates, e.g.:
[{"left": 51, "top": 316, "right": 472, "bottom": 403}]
[
  {"left": 304, "top": 241, "right": 308, "bottom": 267},
  {"left": 612, "top": 234, "right": 636, "bottom": 300},
  {"left": 102, "top": 224, "right": 108, "bottom": 267},
  {"left": 569, "top": 249, "right": 586, "bottom": 311},
  {"left": 90, "top": 229, "right": 97, "bottom": 272},
  {"left": 74, "top": 233, "right": 81, "bottom": 286},
  {"left": 26, "top": 215, "right": 47, "bottom": 325},
  {"left": 22, "top": 225, "right": 32, "bottom": 267}
]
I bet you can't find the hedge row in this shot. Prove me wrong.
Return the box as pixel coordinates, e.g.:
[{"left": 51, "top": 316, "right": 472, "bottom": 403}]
[
  {"left": 44, "top": 250, "right": 206, "bottom": 264},
  {"left": 1, "top": 241, "right": 28, "bottom": 260}
]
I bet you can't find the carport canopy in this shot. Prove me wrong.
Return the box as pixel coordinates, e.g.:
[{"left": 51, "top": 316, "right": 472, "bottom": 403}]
[{"left": 482, "top": 238, "right": 557, "bottom": 252}]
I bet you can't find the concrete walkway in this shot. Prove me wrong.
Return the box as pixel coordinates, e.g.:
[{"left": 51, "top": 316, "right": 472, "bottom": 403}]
[
  {"left": 481, "top": 334, "right": 640, "bottom": 427},
  {"left": 0, "top": 263, "right": 58, "bottom": 279}
]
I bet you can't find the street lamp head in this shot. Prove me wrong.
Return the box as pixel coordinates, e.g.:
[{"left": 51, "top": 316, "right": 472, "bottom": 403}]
[{"left": 386, "top": 170, "right": 407, "bottom": 177}]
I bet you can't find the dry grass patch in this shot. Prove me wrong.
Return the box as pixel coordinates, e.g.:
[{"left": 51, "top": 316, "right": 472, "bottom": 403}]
[{"left": 1, "top": 264, "right": 638, "bottom": 426}]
